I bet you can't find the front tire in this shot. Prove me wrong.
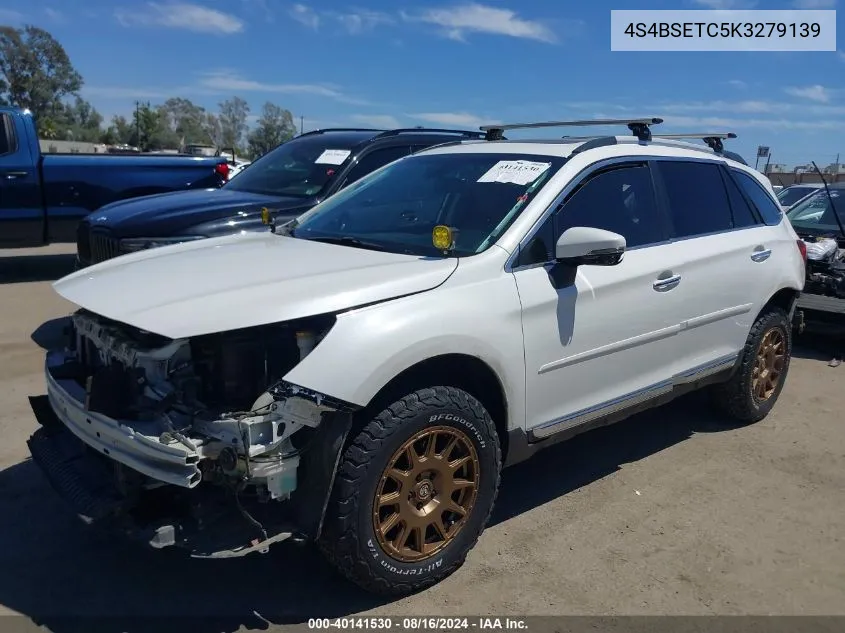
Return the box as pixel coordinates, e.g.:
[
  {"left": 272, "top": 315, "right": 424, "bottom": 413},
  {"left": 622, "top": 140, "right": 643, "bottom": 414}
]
[
  {"left": 318, "top": 386, "right": 501, "bottom": 595},
  {"left": 711, "top": 306, "right": 792, "bottom": 423}
]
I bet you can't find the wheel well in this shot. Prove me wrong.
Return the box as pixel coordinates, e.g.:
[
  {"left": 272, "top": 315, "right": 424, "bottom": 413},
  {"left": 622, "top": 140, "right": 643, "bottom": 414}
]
[
  {"left": 362, "top": 354, "right": 510, "bottom": 462},
  {"left": 761, "top": 287, "right": 799, "bottom": 318}
]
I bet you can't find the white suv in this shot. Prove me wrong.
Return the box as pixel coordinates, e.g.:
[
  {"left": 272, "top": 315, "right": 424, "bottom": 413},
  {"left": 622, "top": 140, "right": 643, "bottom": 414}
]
[{"left": 28, "top": 118, "right": 806, "bottom": 595}]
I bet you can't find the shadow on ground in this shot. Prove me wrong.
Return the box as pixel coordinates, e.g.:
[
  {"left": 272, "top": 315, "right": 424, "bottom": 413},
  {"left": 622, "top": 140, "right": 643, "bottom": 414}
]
[
  {"left": 793, "top": 332, "right": 845, "bottom": 365},
  {"left": 0, "top": 391, "right": 743, "bottom": 633},
  {"left": 0, "top": 253, "right": 76, "bottom": 285}
]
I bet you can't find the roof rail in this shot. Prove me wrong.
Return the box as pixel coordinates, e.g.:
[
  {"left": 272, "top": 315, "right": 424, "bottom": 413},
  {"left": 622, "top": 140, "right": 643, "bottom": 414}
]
[
  {"left": 480, "top": 117, "right": 663, "bottom": 142},
  {"left": 374, "top": 127, "right": 486, "bottom": 140},
  {"left": 297, "top": 127, "right": 384, "bottom": 137},
  {"left": 650, "top": 132, "right": 737, "bottom": 153}
]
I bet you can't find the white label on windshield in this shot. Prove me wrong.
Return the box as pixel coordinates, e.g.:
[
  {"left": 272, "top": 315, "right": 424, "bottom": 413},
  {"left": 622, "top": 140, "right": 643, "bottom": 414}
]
[
  {"left": 315, "top": 149, "right": 351, "bottom": 165},
  {"left": 477, "top": 160, "right": 551, "bottom": 186}
]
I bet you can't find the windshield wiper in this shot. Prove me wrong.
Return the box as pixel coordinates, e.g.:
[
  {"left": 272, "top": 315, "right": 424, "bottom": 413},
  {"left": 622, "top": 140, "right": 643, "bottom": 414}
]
[
  {"left": 304, "top": 235, "right": 393, "bottom": 252},
  {"left": 810, "top": 161, "right": 845, "bottom": 240}
]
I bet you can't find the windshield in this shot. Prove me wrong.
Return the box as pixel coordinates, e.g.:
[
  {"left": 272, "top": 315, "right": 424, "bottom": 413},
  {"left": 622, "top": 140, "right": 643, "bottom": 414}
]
[
  {"left": 777, "top": 186, "right": 818, "bottom": 207},
  {"left": 224, "top": 135, "right": 357, "bottom": 198},
  {"left": 786, "top": 189, "right": 845, "bottom": 234},
  {"left": 289, "top": 152, "right": 566, "bottom": 257}
]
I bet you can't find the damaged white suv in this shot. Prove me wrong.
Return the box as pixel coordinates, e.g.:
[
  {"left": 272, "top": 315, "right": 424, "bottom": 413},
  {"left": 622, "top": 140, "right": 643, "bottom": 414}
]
[{"left": 28, "top": 119, "right": 806, "bottom": 595}]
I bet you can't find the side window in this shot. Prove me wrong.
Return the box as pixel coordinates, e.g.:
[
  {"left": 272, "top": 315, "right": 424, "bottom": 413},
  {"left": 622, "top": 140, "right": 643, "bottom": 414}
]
[
  {"left": 720, "top": 167, "right": 760, "bottom": 228},
  {"left": 342, "top": 146, "right": 411, "bottom": 187},
  {"left": 516, "top": 163, "right": 664, "bottom": 266},
  {"left": 731, "top": 169, "right": 783, "bottom": 225},
  {"left": 0, "top": 114, "right": 15, "bottom": 156},
  {"left": 658, "top": 160, "right": 733, "bottom": 238}
]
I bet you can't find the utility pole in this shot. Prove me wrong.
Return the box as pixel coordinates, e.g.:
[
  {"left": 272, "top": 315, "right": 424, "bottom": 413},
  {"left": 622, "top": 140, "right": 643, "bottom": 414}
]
[
  {"left": 134, "top": 100, "right": 141, "bottom": 147},
  {"left": 300, "top": 115, "right": 304, "bottom": 135}
]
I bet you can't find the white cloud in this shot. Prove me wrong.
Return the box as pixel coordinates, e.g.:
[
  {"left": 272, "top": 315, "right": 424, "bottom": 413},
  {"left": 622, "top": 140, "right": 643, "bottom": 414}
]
[
  {"left": 727, "top": 79, "right": 747, "bottom": 89},
  {"left": 791, "top": 0, "right": 836, "bottom": 8},
  {"left": 663, "top": 114, "right": 842, "bottom": 130},
  {"left": 115, "top": 2, "right": 244, "bottom": 34},
  {"left": 288, "top": 5, "right": 393, "bottom": 34},
  {"left": 0, "top": 9, "right": 24, "bottom": 23},
  {"left": 326, "top": 9, "right": 395, "bottom": 34},
  {"left": 43, "top": 8, "right": 66, "bottom": 23},
  {"left": 288, "top": 4, "right": 319, "bottom": 29},
  {"left": 402, "top": 3, "right": 556, "bottom": 43},
  {"left": 241, "top": 0, "right": 274, "bottom": 21},
  {"left": 409, "top": 111, "right": 491, "bottom": 127},
  {"left": 690, "top": 0, "right": 758, "bottom": 7},
  {"left": 784, "top": 84, "right": 832, "bottom": 103},
  {"left": 82, "top": 86, "right": 174, "bottom": 99},
  {"left": 196, "top": 71, "right": 372, "bottom": 105},
  {"left": 350, "top": 114, "right": 402, "bottom": 128}
]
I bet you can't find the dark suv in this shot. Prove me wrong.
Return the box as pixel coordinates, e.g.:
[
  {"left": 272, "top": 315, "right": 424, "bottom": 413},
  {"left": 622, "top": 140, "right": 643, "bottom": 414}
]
[{"left": 75, "top": 127, "right": 484, "bottom": 267}]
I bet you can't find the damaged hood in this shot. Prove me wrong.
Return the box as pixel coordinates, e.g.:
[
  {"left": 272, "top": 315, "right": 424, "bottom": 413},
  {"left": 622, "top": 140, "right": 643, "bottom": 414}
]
[{"left": 53, "top": 232, "right": 458, "bottom": 339}]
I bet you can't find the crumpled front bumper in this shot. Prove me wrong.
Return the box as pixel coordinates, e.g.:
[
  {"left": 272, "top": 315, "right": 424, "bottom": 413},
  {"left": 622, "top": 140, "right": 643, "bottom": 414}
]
[
  {"left": 43, "top": 350, "right": 202, "bottom": 488},
  {"left": 29, "top": 353, "right": 299, "bottom": 558},
  {"left": 27, "top": 392, "right": 298, "bottom": 558}
]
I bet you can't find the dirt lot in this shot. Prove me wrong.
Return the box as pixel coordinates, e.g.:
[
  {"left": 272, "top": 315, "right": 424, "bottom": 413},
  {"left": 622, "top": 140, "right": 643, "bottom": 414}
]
[{"left": 0, "top": 244, "right": 843, "bottom": 631}]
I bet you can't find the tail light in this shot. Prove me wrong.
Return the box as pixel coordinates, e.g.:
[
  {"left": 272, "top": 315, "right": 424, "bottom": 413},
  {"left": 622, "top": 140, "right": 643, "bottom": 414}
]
[
  {"left": 796, "top": 239, "right": 807, "bottom": 264},
  {"left": 215, "top": 162, "right": 230, "bottom": 182}
]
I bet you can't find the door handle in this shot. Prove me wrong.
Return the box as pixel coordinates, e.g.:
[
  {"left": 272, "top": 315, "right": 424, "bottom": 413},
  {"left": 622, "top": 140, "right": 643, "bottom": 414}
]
[
  {"left": 653, "top": 274, "right": 681, "bottom": 292},
  {"left": 3, "top": 170, "right": 28, "bottom": 179},
  {"left": 751, "top": 248, "right": 772, "bottom": 262}
]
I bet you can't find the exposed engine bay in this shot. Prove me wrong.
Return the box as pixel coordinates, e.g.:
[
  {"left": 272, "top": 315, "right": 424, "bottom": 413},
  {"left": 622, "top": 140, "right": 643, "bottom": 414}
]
[
  {"left": 799, "top": 234, "right": 845, "bottom": 299},
  {"left": 56, "top": 308, "right": 349, "bottom": 503}
]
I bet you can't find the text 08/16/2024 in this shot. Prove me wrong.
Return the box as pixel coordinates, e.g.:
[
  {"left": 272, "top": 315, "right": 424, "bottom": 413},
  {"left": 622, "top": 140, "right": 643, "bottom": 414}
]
[{"left": 610, "top": 9, "right": 836, "bottom": 51}]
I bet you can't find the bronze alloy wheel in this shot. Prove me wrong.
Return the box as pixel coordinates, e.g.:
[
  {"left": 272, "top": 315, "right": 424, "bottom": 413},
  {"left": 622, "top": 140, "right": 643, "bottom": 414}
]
[
  {"left": 752, "top": 327, "right": 786, "bottom": 401},
  {"left": 373, "top": 425, "right": 480, "bottom": 563}
]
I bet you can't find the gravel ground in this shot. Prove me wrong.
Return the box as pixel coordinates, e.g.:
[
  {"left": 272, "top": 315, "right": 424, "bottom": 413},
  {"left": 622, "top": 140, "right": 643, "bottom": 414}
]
[{"left": 0, "top": 244, "right": 843, "bottom": 632}]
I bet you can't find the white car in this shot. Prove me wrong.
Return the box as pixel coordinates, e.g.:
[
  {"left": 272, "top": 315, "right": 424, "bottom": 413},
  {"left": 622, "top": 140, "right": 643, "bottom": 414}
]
[{"left": 28, "top": 118, "right": 806, "bottom": 595}]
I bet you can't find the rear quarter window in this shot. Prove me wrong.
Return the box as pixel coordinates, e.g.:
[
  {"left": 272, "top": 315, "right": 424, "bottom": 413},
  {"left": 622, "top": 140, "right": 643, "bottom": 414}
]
[
  {"left": 730, "top": 169, "right": 783, "bottom": 226},
  {"left": 657, "top": 160, "right": 734, "bottom": 238}
]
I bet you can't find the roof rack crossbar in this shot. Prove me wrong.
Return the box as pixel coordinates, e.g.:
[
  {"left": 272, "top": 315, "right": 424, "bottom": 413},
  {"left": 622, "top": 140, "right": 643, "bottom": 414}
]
[
  {"left": 480, "top": 117, "right": 663, "bottom": 142},
  {"left": 374, "top": 127, "right": 485, "bottom": 139},
  {"left": 650, "top": 132, "right": 738, "bottom": 153}
]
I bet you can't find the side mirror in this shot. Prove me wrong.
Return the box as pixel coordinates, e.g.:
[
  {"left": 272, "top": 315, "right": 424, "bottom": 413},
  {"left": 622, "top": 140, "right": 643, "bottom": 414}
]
[{"left": 555, "top": 226, "right": 626, "bottom": 267}]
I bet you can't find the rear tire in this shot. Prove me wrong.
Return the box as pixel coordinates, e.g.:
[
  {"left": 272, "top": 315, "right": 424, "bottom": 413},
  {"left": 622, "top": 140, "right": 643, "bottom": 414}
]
[
  {"left": 711, "top": 306, "right": 792, "bottom": 423},
  {"left": 318, "top": 386, "right": 501, "bottom": 595}
]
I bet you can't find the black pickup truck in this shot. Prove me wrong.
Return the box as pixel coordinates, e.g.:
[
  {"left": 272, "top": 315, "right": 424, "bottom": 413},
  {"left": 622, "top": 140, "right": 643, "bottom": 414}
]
[
  {"left": 0, "top": 107, "right": 230, "bottom": 248},
  {"left": 73, "top": 127, "right": 486, "bottom": 267}
]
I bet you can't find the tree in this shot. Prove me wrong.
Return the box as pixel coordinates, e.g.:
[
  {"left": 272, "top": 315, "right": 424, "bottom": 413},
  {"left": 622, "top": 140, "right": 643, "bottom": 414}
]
[
  {"left": 159, "top": 97, "right": 217, "bottom": 148},
  {"left": 0, "top": 25, "right": 83, "bottom": 125},
  {"left": 247, "top": 102, "right": 295, "bottom": 158},
  {"left": 57, "top": 96, "right": 104, "bottom": 142},
  {"left": 218, "top": 97, "right": 250, "bottom": 151},
  {"left": 106, "top": 115, "right": 134, "bottom": 145}
]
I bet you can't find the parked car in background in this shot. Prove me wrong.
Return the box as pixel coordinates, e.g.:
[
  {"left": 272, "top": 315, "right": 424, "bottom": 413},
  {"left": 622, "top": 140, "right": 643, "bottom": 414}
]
[
  {"left": 30, "top": 118, "right": 805, "bottom": 596},
  {"left": 786, "top": 184, "right": 845, "bottom": 331},
  {"left": 777, "top": 183, "right": 824, "bottom": 212},
  {"left": 0, "top": 107, "right": 230, "bottom": 248},
  {"left": 74, "top": 127, "right": 486, "bottom": 267}
]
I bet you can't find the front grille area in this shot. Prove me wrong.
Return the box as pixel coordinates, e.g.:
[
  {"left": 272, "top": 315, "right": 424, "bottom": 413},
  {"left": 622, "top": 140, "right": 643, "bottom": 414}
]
[
  {"left": 76, "top": 222, "right": 91, "bottom": 264},
  {"left": 87, "top": 229, "right": 121, "bottom": 265}
]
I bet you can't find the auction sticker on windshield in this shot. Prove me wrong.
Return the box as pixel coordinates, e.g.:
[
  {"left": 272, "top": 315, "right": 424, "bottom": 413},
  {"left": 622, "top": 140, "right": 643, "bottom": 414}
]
[
  {"left": 477, "top": 160, "right": 551, "bottom": 186},
  {"left": 315, "top": 149, "right": 352, "bottom": 165}
]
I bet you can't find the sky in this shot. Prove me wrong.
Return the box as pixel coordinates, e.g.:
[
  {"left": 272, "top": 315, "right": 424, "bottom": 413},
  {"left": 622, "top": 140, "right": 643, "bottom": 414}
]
[{"left": 0, "top": 0, "right": 843, "bottom": 168}]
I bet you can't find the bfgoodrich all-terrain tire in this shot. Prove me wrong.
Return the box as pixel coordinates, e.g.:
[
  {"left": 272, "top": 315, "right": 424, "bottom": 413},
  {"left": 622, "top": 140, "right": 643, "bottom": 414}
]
[
  {"left": 711, "top": 306, "right": 792, "bottom": 423},
  {"left": 318, "top": 386, "right": 501, "bottom": 595}
]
